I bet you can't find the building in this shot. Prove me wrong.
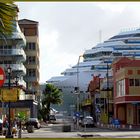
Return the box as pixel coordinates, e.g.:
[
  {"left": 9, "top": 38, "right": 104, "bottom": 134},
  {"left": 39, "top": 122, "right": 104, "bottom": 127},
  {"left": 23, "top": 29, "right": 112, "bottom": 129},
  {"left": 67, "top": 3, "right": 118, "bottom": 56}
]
[
  {"left": 0, "top": 20, "right": 27, "bottom": 119},
  {"left": 0, "top": 18, "right": 40, "bottom": 119},
  {"left": 18, "top": 19, "right": 40, "bottom": 102},
  {"left": 112, "top": 57, "right": 140, "bottom": 125}
]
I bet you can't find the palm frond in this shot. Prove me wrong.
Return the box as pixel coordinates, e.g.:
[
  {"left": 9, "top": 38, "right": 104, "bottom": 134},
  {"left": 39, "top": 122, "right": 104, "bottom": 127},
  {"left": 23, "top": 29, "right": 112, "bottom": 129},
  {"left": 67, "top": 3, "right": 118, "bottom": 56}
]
[{"left": 0, "top": 1, "right": 17, "bottom": 36}]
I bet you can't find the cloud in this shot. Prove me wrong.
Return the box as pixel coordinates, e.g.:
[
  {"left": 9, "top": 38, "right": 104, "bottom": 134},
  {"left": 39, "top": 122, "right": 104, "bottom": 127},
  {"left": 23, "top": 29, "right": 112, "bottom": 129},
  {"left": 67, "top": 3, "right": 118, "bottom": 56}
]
[{"left": 16, "top": 2, "right": 140, "bottom": 83}]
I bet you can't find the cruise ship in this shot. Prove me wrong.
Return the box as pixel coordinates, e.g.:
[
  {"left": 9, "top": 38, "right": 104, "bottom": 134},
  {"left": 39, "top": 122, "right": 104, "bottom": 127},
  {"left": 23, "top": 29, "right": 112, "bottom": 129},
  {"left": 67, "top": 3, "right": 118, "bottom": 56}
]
[{"left": 47, "top": 28, "right": 140, "bottom": 114}]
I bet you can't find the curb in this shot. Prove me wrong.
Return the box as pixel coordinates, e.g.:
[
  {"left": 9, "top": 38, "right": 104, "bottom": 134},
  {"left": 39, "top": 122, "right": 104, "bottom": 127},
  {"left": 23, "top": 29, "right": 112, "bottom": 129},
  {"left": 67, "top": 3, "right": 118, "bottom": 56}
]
[{"left": 77, "top": 133, "right": 101, "bottom": 138}]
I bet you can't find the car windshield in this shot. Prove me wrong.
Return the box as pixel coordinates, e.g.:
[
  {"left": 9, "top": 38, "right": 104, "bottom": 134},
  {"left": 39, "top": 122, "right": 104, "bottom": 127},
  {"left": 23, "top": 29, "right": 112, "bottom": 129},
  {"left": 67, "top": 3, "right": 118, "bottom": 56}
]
[{"left": 28, "top": 118, "right": 38, "bottom": 121}]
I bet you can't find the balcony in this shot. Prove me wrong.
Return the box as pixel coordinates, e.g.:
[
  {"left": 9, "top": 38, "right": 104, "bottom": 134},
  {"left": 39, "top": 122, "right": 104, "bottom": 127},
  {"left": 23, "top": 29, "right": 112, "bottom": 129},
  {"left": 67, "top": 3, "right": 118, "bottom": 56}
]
[
  {"left": 25, "top": 94, "right": 35, "bottom": 100},
  {"left": 0, "top": 64, "right": 26, "bottom": 75},
  {"left": 0, "top": 49, "right": 26, "bottom": 60}
]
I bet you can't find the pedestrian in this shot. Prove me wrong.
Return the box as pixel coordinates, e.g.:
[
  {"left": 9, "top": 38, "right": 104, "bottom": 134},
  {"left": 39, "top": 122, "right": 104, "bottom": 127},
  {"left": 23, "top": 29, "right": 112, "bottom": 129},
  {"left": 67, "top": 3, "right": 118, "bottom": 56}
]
[
  {"left": 73, "top": 116, "right": 77, "bottom": 129},
  {"left": 3, "top": 117, "right": 8, "bottom": 135},
  {"left": 12, "top": 118, "right": 17, "bottom": 136}
]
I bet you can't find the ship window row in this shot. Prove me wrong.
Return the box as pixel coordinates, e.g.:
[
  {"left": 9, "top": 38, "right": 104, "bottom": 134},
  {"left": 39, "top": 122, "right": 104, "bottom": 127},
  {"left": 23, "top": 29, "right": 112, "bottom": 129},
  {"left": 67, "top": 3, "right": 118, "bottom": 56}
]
[
  {"left": 91, "top": 65, "right": 111, "bottom": 70},
  {"left": 112, "top": 52, "right": 122, "bottom": 56},
  {"left": 110, "top": 33, "right": 140, "bottom": 40},
  {"left": 114, "top": 47, "right": 140, "bottom": 50},
  {"left": 84, "top": 51, "right": 112, "bottom": 58},
  {"left": 123, "top": 53, "right": 140, "bottom": 56},
  {"left": 73, "top": 65, "right": 91, "bottom": 68},
  {"left": 125, "top": 40, "right": 140, "bottom": 43}
]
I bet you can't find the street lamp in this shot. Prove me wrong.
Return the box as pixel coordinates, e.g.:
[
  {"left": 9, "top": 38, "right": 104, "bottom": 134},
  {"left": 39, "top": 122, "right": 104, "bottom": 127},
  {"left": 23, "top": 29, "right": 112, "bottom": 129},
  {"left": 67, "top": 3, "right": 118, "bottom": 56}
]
[
  {"left": 14, "top": 76, "right": 22, "bottom": 138},
  {"left": 6, "top": 65, "right": 13, "bottom": 138},
  {"left": 75, "top": 55, "right": 83, "bottom": 130},
  {"left": 106, "top": 62, "right": 109, "bottom": 124}
]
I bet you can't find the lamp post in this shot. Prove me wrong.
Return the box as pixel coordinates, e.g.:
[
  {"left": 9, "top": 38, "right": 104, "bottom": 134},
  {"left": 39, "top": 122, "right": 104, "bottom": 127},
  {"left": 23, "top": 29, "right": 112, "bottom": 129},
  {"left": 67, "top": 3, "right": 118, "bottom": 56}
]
[
  {"left": 75, "top": 55, "right": 83, "bottom": 130},
  {"left": 6, "top": 66, "right": 13, "bottom": 138},
  {"left": 97, "top": 74, "right": 101, "bottom": 123},
  {"left": 106, "top": 62, "right": 109, "bottom": 124},
  {"left": 15, "top": 76, "right": 21, "bottom": 138}
]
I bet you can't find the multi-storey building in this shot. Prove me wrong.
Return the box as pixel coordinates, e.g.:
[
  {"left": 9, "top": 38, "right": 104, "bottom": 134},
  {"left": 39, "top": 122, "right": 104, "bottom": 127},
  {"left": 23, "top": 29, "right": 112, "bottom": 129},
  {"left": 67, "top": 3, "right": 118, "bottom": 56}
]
[
  {"left": 0, "top": 21, "right": 27, "bottom": 119},
  {"left": 18, "top": 19, "right": 40, "bottom": 102},
  {"left": 113, "top": 57, "right": 140, "bottom": 125},
  {"left": 0, "top": 18, "right": 40, "bottom": 119}
]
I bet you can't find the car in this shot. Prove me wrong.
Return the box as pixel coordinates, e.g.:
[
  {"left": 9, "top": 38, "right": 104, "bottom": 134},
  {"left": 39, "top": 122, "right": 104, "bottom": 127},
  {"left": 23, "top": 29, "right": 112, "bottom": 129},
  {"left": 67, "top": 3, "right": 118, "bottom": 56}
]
[
  {"left": 55, "top": 114, "right": 64, "bottom": 123},
  {"left": 24, "top": 118, "right": 41, "bottom": 129},
  {"left": 81, "top": 116, "right": 94, "bottom": 127},
  {"left": 48, "top": 115, "right": 56, "bottom": 123}
]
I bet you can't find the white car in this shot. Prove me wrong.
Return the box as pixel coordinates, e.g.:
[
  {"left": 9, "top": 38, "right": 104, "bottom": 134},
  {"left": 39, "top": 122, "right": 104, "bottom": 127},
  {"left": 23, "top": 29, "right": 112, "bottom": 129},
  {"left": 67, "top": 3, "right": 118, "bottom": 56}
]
[
  {"left": 81, "top": 116, "right": 94, "bottom": 127},
  {"left": 55, "top": 114, "right": 64, "bottom": 123}
]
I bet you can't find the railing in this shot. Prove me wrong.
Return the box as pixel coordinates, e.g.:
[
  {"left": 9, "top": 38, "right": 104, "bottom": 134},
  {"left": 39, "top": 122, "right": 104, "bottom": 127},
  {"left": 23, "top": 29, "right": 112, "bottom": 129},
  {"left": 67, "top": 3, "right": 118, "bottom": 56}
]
[
  {"left": 0, "top": 64, "right": 26, "bottom": 74},
  {"left": 25, "top": 94, "right": 35, "bottom": 100},
  {"left": 0, "top": 49, "right": 26, "bottom": 60}
]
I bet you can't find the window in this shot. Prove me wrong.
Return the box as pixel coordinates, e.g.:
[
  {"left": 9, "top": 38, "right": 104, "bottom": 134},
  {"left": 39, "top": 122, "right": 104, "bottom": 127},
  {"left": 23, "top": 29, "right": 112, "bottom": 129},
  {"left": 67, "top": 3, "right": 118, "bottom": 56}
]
[
  {"left": 26, "top": 56, "right": 36, "bottom": 64},
  {"left": 135, "top": 79, "right": 140, "bottom": 86},
  {"left": 129, "top": 78, "right": 140, "bottom": 86},
  {"left": 129, "top": 79, "right": 134, "bottom": 86},
  {"left": 24, "top": 28, "right": 37, "bottom": 36},
  {"left": 137, "top": 70, "right": 140, "bottom": 74},
  {"left": 27, "top": 69, "right": 36, "bottom": 77},
  {"left": 27, "top": 43, "right": 36, "bottom": 50},
  {"left": 116, "top": 79, "right": 125, "bottom": 96},
  {"left": 128, "top": 70, "right": 133, "bottom": 75}
]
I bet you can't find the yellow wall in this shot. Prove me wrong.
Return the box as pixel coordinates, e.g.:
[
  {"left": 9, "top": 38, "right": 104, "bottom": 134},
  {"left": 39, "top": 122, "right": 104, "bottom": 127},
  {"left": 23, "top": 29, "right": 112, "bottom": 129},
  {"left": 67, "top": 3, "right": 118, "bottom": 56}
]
[{"left": 116, "top": 67, "right": 140, "bottom": 95}]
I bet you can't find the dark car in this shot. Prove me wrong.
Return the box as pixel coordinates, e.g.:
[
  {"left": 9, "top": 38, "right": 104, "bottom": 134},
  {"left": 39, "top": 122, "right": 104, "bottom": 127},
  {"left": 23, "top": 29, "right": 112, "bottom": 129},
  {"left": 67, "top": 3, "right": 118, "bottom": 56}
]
[{"left": 24, "top": 118, "right": 40, "bottom": 129}]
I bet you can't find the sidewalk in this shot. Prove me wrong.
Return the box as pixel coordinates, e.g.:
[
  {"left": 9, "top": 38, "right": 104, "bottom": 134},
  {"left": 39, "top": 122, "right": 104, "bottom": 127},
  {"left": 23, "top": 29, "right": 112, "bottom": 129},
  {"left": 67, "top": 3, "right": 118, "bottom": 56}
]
[
  {"left": 96, "top": 123, "right": 140, "bottom": 131},
  {"left": 0, "top": 136, "right": 5, "bottom": 138}
]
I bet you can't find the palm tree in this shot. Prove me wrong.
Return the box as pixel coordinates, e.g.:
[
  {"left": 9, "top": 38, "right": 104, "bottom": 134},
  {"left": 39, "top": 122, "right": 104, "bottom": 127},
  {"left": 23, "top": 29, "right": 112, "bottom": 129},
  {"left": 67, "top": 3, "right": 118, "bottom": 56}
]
[
  {"left": 41, "top": 84, "right": 62, "bottom": 122},
  {"left": 0, "top": 0, "right": 18, "bottom": 38}
]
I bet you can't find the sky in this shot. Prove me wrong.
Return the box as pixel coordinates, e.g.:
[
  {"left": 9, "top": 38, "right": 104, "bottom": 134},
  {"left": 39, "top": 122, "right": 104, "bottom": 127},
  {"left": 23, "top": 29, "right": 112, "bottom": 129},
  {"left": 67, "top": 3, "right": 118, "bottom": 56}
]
[{"left": 16, "top": 2, "right": 140, "bottom": 83}]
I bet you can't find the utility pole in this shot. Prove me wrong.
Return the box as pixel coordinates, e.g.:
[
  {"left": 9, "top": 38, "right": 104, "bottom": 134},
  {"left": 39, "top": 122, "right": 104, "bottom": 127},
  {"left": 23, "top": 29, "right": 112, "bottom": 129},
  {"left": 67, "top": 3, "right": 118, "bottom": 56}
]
[
  {"left": 76, "top": 55, "right": 83, "bottom": 130},
  {"left": 6, "top": 66, "right": 13, "bottom": 138},
  {"left": 106, "top": 62, "right": 109, "bottom": 124}
]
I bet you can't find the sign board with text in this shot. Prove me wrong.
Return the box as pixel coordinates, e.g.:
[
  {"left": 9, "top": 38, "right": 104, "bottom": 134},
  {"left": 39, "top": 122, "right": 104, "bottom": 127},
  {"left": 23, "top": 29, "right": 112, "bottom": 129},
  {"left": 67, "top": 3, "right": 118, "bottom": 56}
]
[{"left": 1, "top": 88, "right": 19, "bottom": 102}]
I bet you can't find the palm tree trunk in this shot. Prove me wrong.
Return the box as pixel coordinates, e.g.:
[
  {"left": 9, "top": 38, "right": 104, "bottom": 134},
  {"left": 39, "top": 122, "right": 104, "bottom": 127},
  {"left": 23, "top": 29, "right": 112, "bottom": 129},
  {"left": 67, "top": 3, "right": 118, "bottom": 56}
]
[{"left": 47, "top": 102, "right": 50, "bottom": 121}]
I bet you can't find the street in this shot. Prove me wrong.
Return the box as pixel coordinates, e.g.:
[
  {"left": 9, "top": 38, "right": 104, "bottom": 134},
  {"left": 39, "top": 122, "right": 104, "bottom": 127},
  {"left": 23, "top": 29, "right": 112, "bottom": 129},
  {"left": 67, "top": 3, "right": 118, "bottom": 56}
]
[{"left": 19, "top": 123, "right": 140, "bottom": 138}]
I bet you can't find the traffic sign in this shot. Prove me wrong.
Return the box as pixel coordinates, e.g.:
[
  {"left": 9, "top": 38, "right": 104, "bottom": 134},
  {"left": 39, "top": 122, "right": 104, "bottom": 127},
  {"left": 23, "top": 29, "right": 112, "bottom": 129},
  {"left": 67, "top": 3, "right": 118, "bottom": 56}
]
[
  {"left": 0, "top": 67, "right": 5, "bottom": 87},
  {"left": 74, "top": 112, "right": 80, "bottom": 118}
]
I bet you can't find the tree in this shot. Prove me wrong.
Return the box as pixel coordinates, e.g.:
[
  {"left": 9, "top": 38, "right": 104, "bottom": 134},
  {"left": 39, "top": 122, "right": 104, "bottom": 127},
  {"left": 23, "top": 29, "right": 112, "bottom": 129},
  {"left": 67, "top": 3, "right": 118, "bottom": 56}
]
[
  {"left": 41, "top": 84, "right": 62, "bottom": 122},
  {"left": 0, "top": 0, "right": 18, "bottom": 38}
]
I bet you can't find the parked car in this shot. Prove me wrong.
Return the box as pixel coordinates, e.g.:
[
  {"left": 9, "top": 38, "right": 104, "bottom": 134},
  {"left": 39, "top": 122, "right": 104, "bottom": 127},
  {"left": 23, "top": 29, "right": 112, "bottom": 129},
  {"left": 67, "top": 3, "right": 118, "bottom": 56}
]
[
  {"left": 55, "top": 114, "right": 64, "bottom": 123},
  {"left": 24, "top": 118, "right": 40, "bottom": 129},
  {"left": 81, "top": 116, "right": 94, "bottom": 127},
  {"left": 49, "top": 115, "right": 56, "bottom": 123}
]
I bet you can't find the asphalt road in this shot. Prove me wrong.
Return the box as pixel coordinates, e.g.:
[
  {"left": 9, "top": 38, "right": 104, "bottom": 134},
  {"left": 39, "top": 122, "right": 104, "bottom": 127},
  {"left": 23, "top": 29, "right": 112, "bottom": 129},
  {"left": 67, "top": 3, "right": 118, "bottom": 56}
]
[{"left": 19, "top": 123, "right": 140, "bottom": 138}]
